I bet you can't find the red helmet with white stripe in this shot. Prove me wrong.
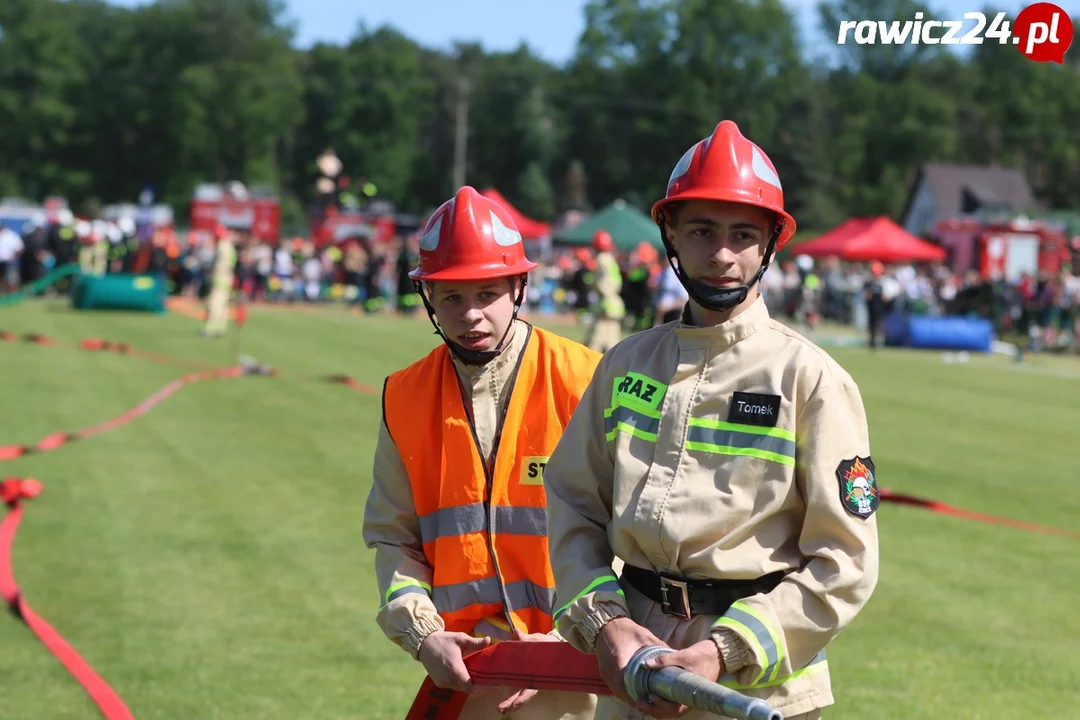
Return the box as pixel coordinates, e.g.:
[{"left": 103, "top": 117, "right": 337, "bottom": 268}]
[
  {"left": 410, "top": 186, "right": 537, "bottom": 282},
  {"left": 650, "top": 120, "right": 797, "bottom": 313},
  {"left": 410, "top": 186, "right": 536, "bottom": 366},
  {"left": 651, "top": 120, "right": 796, "bottom": 251}
]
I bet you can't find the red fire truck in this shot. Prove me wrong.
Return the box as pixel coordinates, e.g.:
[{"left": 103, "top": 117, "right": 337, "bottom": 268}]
[
  {"left": 189, "top": 182, "right": 281, "bottom": 241},
  {"left": 931, "top": 216, "right": 1072, "bottom": 281},
  {"left": 310, "top": 204, "right": 401, "bottom": 247}
]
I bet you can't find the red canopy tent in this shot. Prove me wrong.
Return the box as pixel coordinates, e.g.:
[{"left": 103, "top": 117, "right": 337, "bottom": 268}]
[
  {"left": 480, "top": 188, "right": 552, "bottom": 240},
  {"left": 790, "top": 217, "right": 947, "bottom": 263}
]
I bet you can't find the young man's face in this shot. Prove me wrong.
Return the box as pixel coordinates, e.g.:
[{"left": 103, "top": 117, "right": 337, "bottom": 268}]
[
  {"left": 665, "top": 200, "right": 775, "bottom": 290},
  {"left": 428, "top": 277, "right": 521, "bottom": 352}
]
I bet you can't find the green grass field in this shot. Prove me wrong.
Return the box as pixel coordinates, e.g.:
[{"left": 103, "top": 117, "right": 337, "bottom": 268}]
[{"left": 1, "top": 298, "right": 1078, "bottom": 720}]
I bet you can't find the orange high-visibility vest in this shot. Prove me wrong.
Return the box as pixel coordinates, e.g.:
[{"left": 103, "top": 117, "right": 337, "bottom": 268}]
[{"left": 383, "top": 325, "right": 601, "bottom": 636}]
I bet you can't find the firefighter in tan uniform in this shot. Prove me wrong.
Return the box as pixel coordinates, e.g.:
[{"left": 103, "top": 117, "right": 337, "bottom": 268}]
[
  {"left": 543, "top": 121, "right": 879, "bottom": 720},
  {"left": 79, "top": 225, "right": 109, "bottom": 276},
  {"left": 203, "top": 225, "right": 237, "bottom": 337},
  {"left": 77, "top": 226, "right": 97, "bottom": 274},
  {"left": 584, "top": 230, "right": 626, "bottom": 353},
  {"left": 363, "top": 186, "right": 600, "bottom": 719}
]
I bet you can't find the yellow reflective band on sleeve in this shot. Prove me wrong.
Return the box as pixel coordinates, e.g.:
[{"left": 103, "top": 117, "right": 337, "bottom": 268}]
[
  {"left": 719, "top": 650, "right": 827, "bottom": 690},
  {"left": 553, "top": 574, "right": 625, "bottom": 621},
  {"left": 604, "top": 406, "right": 659, "bottom": 442},
  {"left": 383, "top": 579, "right": 433, "bottom": 607},
  {"left": 605, "top": 372, "right": 668, "bottom": 443},
  {"left": 713, "top": 615, "right": 772, "bottom": 686},
  {"left": 714, "top": 600, "right": 787, "bottom": 685}
]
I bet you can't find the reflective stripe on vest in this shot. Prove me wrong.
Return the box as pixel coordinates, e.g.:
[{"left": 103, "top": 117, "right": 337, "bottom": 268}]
[
  {"left": 384, "top": 326, "right": 600, "bottom": 635},
  {"left": 419, "top": 503, "right": 548, "bottom": 542}
]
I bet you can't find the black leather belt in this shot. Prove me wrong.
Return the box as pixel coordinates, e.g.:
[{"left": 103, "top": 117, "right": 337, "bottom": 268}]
[{"left": 622, "top": 565, "right": 786, "bottom": 620}]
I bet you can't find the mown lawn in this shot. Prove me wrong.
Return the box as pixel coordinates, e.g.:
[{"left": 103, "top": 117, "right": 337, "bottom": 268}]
[{"left": 0, "top": 298, "right": 1077, "bottom": 719}]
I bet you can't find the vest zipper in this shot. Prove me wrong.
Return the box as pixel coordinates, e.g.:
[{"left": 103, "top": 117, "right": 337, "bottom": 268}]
[{"left": 454, "top": 324, "right": 533, "bottom": 631}]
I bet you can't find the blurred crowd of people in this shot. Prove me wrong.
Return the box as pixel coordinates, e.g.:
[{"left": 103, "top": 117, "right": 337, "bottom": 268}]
[
  {"left": 1, "top": 213, "right": 149, "bottom": 290},
  {"left": 3, "top": 216, "right": 1078, "bottom": 354},
  {"left": 527, "top": 245, "right": 1080, "bottom": 353},
  {"left": 849, "top": 260, "right": 1080, "bottom": 352}
]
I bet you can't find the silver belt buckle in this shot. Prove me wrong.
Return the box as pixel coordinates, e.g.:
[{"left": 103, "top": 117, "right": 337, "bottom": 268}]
[{"left": 658, "top": 574, "right": 692, "bottom": 620}]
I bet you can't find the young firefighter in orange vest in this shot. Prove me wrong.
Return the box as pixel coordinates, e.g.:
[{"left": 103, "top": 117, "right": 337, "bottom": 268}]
[
  {"left": 542, "top": 121, "right": 880, "bottom": 719},
  {"left": 363, "top": 186, "right": 602, "bottom": 719}
]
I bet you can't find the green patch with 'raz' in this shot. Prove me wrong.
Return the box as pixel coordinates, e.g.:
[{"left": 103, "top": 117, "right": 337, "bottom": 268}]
[{"left": 611, "top": 371, "right": 667, "bottom": 413}]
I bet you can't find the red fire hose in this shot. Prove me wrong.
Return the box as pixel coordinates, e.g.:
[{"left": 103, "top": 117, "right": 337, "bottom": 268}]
[
  {"left": 406, "top": 641, "right": 612, "bottom": 720},
  {"left": 0, "top": 330, "right": 374, "bottom": 718}
]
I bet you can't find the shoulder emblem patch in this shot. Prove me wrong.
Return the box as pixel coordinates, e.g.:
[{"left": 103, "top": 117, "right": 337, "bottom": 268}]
[{"left": 837, "top": 456, "right": 878, "bottom": 519}]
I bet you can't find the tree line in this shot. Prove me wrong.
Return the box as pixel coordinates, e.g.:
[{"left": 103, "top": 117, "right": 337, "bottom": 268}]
[{"left": 1, "top": 0, "right": 1078, "bottom": 235}]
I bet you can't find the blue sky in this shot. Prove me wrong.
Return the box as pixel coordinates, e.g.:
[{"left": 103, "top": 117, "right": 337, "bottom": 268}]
[{"left": 106, "top": 0, "right": 1076, "bottom": 64}]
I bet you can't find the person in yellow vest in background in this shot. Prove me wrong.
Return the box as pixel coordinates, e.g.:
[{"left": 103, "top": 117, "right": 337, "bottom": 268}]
[
  {"left": 77, "top": 223, "right": 97, "bottom": 274},
  {"left": 202, "top": 224, "right": 237, "bottom": 338},
  {"left": 362, "top": 186, "right": 602, "bottom": 719},
  {"left": 584, "top": 229, "right": 626, "bottom": 353},
  {"left": 92, "top": 226, "right": 109, "bottom": 276},
  {"left": 799, "top": 263, "right": 823, "bottom": 332},
  {"left": 76, "top": 223, "right": 108, "bottom": 277},
  {"left": 52, "top": 213, "right": 79, "bottom": 291}
]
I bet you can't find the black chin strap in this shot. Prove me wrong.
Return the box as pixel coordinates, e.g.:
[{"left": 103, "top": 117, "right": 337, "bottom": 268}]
[
  {"left": 656, "top": 215, "right": 783, "bottom": 315},
  {"left": 416, "top": 274, "right": 529, "bottom": 366}
]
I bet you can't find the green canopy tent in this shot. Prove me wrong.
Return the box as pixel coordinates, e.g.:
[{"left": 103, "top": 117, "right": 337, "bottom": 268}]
[{"left": 554, "top": 200, "right": 664, "bottom": 251}]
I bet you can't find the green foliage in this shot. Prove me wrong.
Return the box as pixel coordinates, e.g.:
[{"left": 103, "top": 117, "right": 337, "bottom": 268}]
[
  {"left": 0, "top": 0, "right": 1078, "bottom": 223},
  {"left": 517, "top": 162, "right": 557, "bottom": 221}
]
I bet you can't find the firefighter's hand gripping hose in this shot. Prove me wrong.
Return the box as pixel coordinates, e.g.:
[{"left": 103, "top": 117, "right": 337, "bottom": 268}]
[
  {"left": 623, "top": 646, "right": 782, "bottom": 719},
  {"left": 407, "top": 640, "right": 783, "bottom": 719}
]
